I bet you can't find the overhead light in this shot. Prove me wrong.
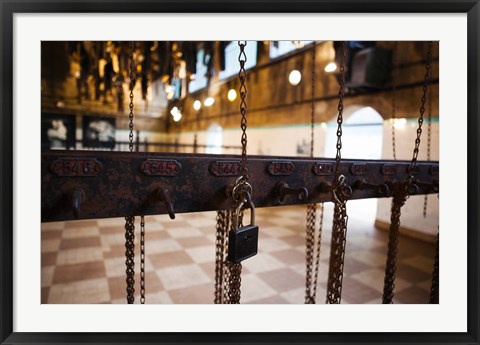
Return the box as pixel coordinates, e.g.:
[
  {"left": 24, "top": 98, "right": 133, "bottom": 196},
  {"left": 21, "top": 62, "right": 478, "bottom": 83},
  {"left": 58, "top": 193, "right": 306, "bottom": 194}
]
[
  {"left": 170, "top": 106, "right": 179, "bottom": 117},
  {"left": 170, "top": 106, "right": 182, "bottom": 122},
  {"left": 165, "top": 85, "right": 174, "bottom": 100},
  {"left": 193, "top": 100, "right": 202, "bottom": 111},
  {"left": 227, "top": 89, "right": 237, "bottom": 102},
  {"left": 204, "top": 97, "right": 215, "bottom": 107},
  {"left": 173, "top": 113, "right": 182, "bottom": 122},
  {"left": 288, "top": 70, "right": 302, "bottom": 86},
  {"left": 324, "top": 62, "right": 337, "bottom": 73}
]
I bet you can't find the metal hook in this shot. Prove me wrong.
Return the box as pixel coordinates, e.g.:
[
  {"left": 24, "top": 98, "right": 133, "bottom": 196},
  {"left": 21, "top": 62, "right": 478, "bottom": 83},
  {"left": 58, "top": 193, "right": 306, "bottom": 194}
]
[
  {"left": 332, "top": 175, "right": 351, "bottom": 204},
  {"left": 154, "top": 188, "right": 175, "bottom": 219},
  {"left": 353, "top": 179, "right": 391, "bottom": 197},
  {"left": 318, "top": 181, "right": 333, "bottom": 194},
  {"left": 275, "top": 181, "right": 308, "bottom": 204},
  {"left": 71, "top": 188, "right": 85, "bottom": 219}
]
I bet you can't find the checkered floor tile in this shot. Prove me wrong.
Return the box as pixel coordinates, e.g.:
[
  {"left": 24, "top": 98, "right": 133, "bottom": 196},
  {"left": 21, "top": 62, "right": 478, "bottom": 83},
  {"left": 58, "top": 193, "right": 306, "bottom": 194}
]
[{"left": 41, "top": 203, "right": 436, "bottom": 304}]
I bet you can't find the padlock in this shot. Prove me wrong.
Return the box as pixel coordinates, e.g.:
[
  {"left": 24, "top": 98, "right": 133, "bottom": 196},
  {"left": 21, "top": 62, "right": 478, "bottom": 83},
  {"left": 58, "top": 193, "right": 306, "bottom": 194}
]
[{"left": 227, "top": 195, "right": 259, "bottom": 263}]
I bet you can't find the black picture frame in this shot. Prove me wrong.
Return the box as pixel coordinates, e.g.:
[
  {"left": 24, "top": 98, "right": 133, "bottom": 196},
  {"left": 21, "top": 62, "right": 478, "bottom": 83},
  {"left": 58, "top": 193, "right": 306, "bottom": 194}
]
[
  {"left": 1, "top": 1, "right": 478, "bottom": 344},
  {"left": 82, "top": 115, "right": 116, "bottom": 149},
  {"left": 41, "top": 113, "right": 77, "bottom": 150}
]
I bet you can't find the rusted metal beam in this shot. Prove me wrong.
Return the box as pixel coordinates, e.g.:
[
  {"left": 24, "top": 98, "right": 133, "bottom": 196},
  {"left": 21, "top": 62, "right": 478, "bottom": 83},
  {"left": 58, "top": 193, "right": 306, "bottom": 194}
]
[{"left": 41, "top": 151, "right": 439, "bottom": 222}]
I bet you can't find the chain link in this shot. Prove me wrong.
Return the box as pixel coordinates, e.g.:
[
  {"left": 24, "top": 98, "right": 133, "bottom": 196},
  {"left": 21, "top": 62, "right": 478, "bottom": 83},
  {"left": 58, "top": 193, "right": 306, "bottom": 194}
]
[
  {"left": 238, "top": 41, "right": 249, "bottom": 181},
  {"left": 226, "top": 262, "right": 242, "bottom": 304},
  {"left": 311, "top": 204, "right": 324, "bottom": 301},
  {"left": 409, "top": 41, "right": 433, "bottom": 174},
  {"left": 429, "top": 233, "right": 439, "bottom": 303},
  {"left": 391, "top": 42, "right": 398, "bottom": 161},
  {"left": 382, "top": 182, "right": 409, "bottom": 303},
  {"left": 124, "top": 216, "right": 135, "bottom": 304},
  {"left": 305, "top": 203, "right": 316, "bottom": 303},
  {"left": 305, "top": 45, "right": 324, "bottom": 304},
  {"left": 383, "top": 41, "right": 433, "bottom": 304},
  {"left": 326, "top": 41, "right": 349, "bottom": 304},
  {"left": 140, "top": 215, "right": 146, "bottom": 304},
  {"left": 310, "top": 44, "right": 316, "bottom": 157},
  {"left": 326, "top": 200, "right": 349, "bottom": 304},
  {"left": 334, "top": 41, "right": 347, "bottom": 178},
  {"left": 214, "top": 208, "right": 243, "bottom": 304},
  {"left": 214, "top": 210, "right": 229, "bottom": 304},
  {"left": 423, "top": 66, "right": 433, "bottom": 218},
  {"left": 128, "top": 41, "right": 135, "bottom": 152}
]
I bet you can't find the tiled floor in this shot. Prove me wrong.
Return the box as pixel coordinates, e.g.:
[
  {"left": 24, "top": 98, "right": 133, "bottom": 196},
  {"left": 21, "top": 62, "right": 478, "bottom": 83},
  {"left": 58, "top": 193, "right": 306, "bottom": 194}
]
[{"left": 41, "top": 202, "right": 436, "bottom": 304}]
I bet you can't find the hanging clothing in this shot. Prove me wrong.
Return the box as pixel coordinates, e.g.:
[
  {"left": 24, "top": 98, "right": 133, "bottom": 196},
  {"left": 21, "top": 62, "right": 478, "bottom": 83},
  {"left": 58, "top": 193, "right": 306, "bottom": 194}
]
[
  {"left": 184, "top": 41, "right": 198, "bottom": 75},
  {"left": 219, "top": 41, "right": 230, "bottom": 71}
]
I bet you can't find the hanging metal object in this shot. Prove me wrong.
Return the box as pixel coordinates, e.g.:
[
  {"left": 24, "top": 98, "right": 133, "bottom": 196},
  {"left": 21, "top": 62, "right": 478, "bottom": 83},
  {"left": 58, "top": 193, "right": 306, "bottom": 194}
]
[
  {"left": 125, "top": 41, "right": 136, "bottom": 304},
  {"left": 214, "top": 210, "right": 229, "bottom": 304},
  {"left": 391, "top": 42, "right": 398, "bottom": 161},
  {"left": 429, "top": 233, "right": 439, "bottom": 303},
  {"left": 423, "top": 68, "right": 433, "bottom": 218},
  {"left": 305, "top": 44, "right": 324, "bottom": 304},
  {"left": 124, "top": 41, "right": 147, "bottom": 304},
  {"left": 326, "top": 41, "right": 351, "bottom": 304},
  {"left": 382, "top": 41, "right": 433, "bottom": 304},
  {"left": 213, "top": 41, "right": 256, "bottom": 304}
]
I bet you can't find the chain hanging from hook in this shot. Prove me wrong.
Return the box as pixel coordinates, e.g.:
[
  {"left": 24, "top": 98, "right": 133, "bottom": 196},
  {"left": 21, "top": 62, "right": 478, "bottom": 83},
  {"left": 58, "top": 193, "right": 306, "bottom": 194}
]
[
  {"left": 124, "top": 41, "right": 146, "bottom": 304},
  {"left": 382, "top": 41, "right": 433, "bottom": 304},
  {"left": 326, "top": 41, "right": 351, "bottom": 304},
  {"left": 305, "top": 44, "right": 324, "bottom": 304},
  {"left": 429, "top": 232, "right": 439, "bottom": 303},
  {"left": 423, "top": 67, "right": 433, "bottom": 218},
  {"left": 213, "top": 41, "right": 251, "bottom": 304},
  {"left": 391, "top": 42, "right": 398, "bottom": 161}
]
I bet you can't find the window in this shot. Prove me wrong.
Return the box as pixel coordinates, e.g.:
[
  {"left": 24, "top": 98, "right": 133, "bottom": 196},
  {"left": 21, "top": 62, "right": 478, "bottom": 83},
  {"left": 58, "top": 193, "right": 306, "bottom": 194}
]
[
  {"left": 269, "top": 41, "right": 313, "bottom": 59},
  {"left": 188, "top": 49, "right": 209, "bottom": 93},
  {"left": 219, "top": 41, "right": 258, "bottom": 80}
]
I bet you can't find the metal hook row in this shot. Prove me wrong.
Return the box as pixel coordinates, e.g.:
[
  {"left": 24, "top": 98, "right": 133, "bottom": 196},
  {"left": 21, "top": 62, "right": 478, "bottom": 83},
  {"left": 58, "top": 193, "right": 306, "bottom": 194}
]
[{"left": 69, "top": 186, "right": 176, "bottom": 220}]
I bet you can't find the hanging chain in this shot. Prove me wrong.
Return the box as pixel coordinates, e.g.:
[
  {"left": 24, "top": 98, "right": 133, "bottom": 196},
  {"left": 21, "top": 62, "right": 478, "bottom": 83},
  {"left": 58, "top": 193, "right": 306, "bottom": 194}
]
[
  {"left": 310, "top": 44, "right": 316, "bottom": 158},
  {"left": 311, "top": 203, "right": 324, "bottom": 301},
  {"left": 139, "top": 215, "right": 146, "bottom": 304},
  {"left": 383, "top": 41, "right": 433, "bottom": 304},
  {"left": 305, "top": 45, "right": 317, "bottom": 303},
  {"left": 305, "top": 203, "right": 316, "bottom": 303},
  {"left": 226, "top": 262, "right": 242, "bottom": 304},
  {"left": 238, "top": 41, "right": 249, "bottom": 182},
  {"left": 214, "top": 41, "right": 253, "bottom": 304},
  {"left": 129, "top": 41, "right": 135, "bottom": 152},
  {"left": 429, "top": 233, "right": 439, "bottom": 303},
  {"left": 333, "top": 42, "right": 346, "bottom": 179},
  {"left": 224, "top": 209, "right": 243, "bottom": 304},
  {"left": 124, "top": 215, "right": 135, "bottom": 304},
  {"left": 326, "top": 41, "right": 350, "bottom": 304},
  {"left": 305, "top": 45, "right": 323, "bottom": 304},
  {"left": 382, "top": 182, "right": 408, "bottom": 303},
  {"left": 214, "top": 210, "right": 229, "bottom": 304},
  {"left": 391, "top": 42, "right": 398, "bottom": 160},
  {"left": 423, "top": 66, "right": 433, "bottom": 218},
  {"left": 409, "top": 41, "right": 433, "bottom": 175},
  {"left": 124, "top": 42, "right": 136, "bottom": 303}
]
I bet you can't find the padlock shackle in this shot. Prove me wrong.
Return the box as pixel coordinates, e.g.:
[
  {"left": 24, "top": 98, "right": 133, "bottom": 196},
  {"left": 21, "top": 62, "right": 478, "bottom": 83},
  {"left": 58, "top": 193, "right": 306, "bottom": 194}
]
[{"left": 233, "top": 192, "right": 255, "bottom": 229}]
